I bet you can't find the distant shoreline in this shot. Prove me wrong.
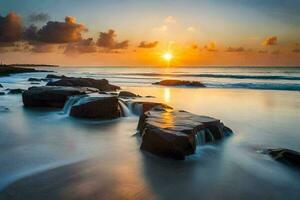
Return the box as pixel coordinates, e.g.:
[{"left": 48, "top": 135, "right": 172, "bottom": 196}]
[{"left": 1, "top": 64, "right": 59, "bottom": 68}]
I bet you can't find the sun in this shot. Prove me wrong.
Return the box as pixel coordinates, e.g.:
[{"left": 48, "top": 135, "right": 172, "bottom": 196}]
[{"left": 163, "top": 52, "right": 173, "bottom": 61}]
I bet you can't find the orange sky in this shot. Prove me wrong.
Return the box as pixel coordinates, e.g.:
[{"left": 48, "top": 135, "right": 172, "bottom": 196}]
[{"left": 1, "top": 0, "right": 300, "bottom": 66}]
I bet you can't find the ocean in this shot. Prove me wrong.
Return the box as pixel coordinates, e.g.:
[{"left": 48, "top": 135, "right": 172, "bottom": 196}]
[{"left": 0, "top": 66, "right": 300, "bottom": 199}]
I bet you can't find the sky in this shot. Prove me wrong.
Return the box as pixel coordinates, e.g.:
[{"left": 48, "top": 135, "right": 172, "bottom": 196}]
[{"left": 0, "top": 0, "right": 300, "bottom": 66}]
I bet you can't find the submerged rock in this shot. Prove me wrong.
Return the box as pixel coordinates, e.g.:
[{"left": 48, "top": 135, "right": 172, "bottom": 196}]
[
  {"left": 28, "top": 78, "right": 41, "bottom": 82},
  {"left": 46, "top": 74, "right": 67, "bottom": 79},
  {"left": 0, "top": 106, "right": 9, "bottom": 112},
  {"left": 47, "top": 77, "right": 120, "bottom": 91},
  {"left": 153, "top": 79, "right": 206, "bottom": 87},
  {"left": 0, "top": 92, "right": 5, "bottom": 95},
  {"left": 138, "top": 107, "right": 232, "bottom": 159},
  {"left": 267, "top": 148, "right": 300, "bottom": 168},
  {"left": 118, "top": 91, "right": 140, "bottom": 98},
  {"left": 0, "top": 83, "right": 2, "bottom": 87},
  {"left": 70, "top": 95, "right": 121, "bottom": 119},
  {"left": 8, "top": 88, "right": 25, "bottom": 94},
  {"left": 22, "top": 86, "right": 98, "bottom": 108}
]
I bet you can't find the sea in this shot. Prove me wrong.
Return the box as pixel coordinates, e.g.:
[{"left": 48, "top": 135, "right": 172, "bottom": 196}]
[{"left": 0, "top": 66, "right": 300, "bottom": 200}]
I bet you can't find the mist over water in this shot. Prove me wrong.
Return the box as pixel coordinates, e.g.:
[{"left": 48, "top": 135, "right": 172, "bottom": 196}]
[{"left": 0, "top": 67, "right": 300, "bottom": 199}]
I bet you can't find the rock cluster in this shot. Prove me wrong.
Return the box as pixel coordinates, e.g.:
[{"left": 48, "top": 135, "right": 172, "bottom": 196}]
[
  {"left": 47, "top": 77, "right": 120, "bottom": 91},
  {"left": 22, "top": 86, "right": 98, "bottom": 108},
  {"left": 137, "top": 106, "right": 232, "bottom": 159}
]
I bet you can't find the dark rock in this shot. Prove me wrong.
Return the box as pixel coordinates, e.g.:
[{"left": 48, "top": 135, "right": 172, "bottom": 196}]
[
  {"left": 153, "top": 79, "right": 206, "bottom": 87},
  {"left": 145, "top": 95, "right": 155, "bottom": 98},
  {"left": 0, "top": 83, "right": 2, "bottom": 87},
  {"left": 118, "top": 91, "right": 140, "bottom": 98},
  {"left": 28, "top": 78, "right": 42, "bottom": 82},
  {"left": 109, "top": 92, "right": 118, "bottom": 96},
  {"left": 267, "top": 148, "right": 300, "bottom": 168},
  {"left": 138, "top": 107, "right": 232, "bottom": 159},
  {"left": 131, "top": 101, "right": 173, "bottom": 116},
  {"left": 0, "top": 106, "right": 9, "bottom": 112},
  {"left": 47, "top": 77, "right": 120, "bottom": 91},
  {"left": 0, "top": 92, "right": 5, "bottom": 95},
  {"left": 22, "top": 86, "right": 98, "bottom": 108},
  {"left": 46, "top": 74, "right": 67, "bottom": 79},
  {"left": 8, "top": 89, "right": 25, "bottom": 94},
  {"left": 70, "top": 95, "right": 121, "bottom": 119},
  {"left": 0, "top": 66, "right": 47, "bottom": 77}
]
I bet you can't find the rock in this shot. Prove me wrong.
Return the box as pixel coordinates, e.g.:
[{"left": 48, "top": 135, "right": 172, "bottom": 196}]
[
  {"left": 267, "top": 148, "right": 300, "bottom": 168},
  {"left": 70, "top": 95, "right": 121, "bottom": 119},
  {"left": 0, "top": 66, "right": 47, "bottom": 76},
  {"left": 28, "top": 78, "right": 41, "bottom": 82},
  {"left": 0, "top": 92, "right": 5, "bottom": 95},
  {"left": 0, "top": 83, "right": 2, "bottom": 87},
  {"left": 153, "top": 79, "right": 206, "bottom": 87},
  {"left": 145, "top": 95, "right": 155, "bottom": 98},
  {"left": 0, "top": 106, "right": 9, "bottom": 112},
  {"left": 138, "top": 107, "right": 233, "bottom": 159},
  {"left": 22, "top": 86, "right": 98, "bottom": 108},
  {"left": 130, "top": 101, "right": 173, "bottom": 116},
  {"left": 47, "top": 77, "right": 120, "bottom": 91},
  {"left": 46, "top": 74, "right": 67, "bottom": 79},
  {"left": 8, "top": 89, "right": 25, "bottom": 94},
  {"left": 118, "top": 91, "right": 140, "bottom": 98}
]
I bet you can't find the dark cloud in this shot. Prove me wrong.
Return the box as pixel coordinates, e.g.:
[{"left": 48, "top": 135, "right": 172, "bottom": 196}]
[
  {"left": 226, "top": 46, "right": 245, "bottom": 52},
  {"left": 204, "top": 42, "right": 217, "bottom": 52},
  {"left": 97, "top": 29, "right": 129, "bottom": 49},
  {"left": 24, "top": 16, "right": 87, "bottom": 44},
  {"left": 138, "top": 41, "right": 158, "bottom": 48},
  {"left": 31, "top": 43, "right": 55, "bottom": 53},
  {"left": 28, "top": 13, "right": 50, "bottom": 23},
  {"left": 191, "top": 44, "right": 198, "bottom": 50},
  {"left": 262, "top": 36, "right": 277, "bottom": 46},
  {"left": 64, "top": 38, "right": 97, "bottom": 55},
  {"left": 0, "top": 12, "right": 22, "bottom": 45},
  {"left": 292, "top": 48, "right": 300, "bottom": 53}
]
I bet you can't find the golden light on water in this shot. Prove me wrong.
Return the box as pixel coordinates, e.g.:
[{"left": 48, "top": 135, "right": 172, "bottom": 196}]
[{"left": 164, "top": 88, "right": 171, "bottom": 102}]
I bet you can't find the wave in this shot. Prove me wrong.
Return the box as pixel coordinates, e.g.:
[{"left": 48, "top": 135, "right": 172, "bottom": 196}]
[
  {"left": 116, "top": 73, "right": 300, "bottom": 81},
  {"left": 206, "top": 83, "right": 300, "bottom": 91}
]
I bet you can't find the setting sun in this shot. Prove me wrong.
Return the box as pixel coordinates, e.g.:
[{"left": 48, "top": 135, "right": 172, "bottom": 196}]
[{"left": 163, "top": 52, "right": 173, "bottom": 61}]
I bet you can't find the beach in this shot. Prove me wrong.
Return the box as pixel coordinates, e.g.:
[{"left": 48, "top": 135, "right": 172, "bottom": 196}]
[{"left": 0, "top": 67, "right": 300, "bottom": 199}]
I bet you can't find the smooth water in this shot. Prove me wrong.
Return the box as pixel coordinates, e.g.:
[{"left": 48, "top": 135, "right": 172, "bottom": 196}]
[{"left": 0, "top": 67, "right": 300, "bottom": 199}]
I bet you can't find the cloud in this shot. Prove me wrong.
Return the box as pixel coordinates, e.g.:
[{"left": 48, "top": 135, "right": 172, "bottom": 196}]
[
  {"left": 96, "top": 29, "right": 129, "bottom": 49},
  {"left": 262, "top": 36, "right": 277, "bottom": 46},
  {"left": 204, "top": 42, "right": 218, "bottom": 52},
  {"left": 164, "top": 16, "right": 176, "bottom": 24},
  {"left": 28, "top": 13, "right": 50, "bottom": 23},
  {"left": 293, "top": 48, "right": 300, "bottom": 53},
  {"left": 64, "top": 38, "right": 97, "bottom": 55},
  {"left": 138, "top": 41, "right": 158, "bottom": 48},
  {"left": 271, "top": 49, "right": 280, "bottom": 55},
  {"left": 0, "top": 12, "right": 22, "bottom": 45},
  {"left": 187, "top": 26, "right": 195, "bottom": 32},
  {"left": 28, "top": 16, "right": 87, "bottom": 43},
  {"left": 31, "top": 43, "right": 55, "bottom": 53},
  {"left": 153, "top": 25, "right": 167, "bottom": 32},
  {"left": 226, "top": 46, "right": 245, "bottom": 52},
  {"left": 191, "top": 44, "right": 198, "bottom": 50},
  {"left": 258, "top": 50, "right": 268, "bottom": 54}
]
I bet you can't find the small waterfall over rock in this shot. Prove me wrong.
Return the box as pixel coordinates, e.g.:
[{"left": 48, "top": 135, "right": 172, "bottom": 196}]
[
  {"left": 194, "top": 129, "right": 216, "bottom": 146},
  {"left": 194, "top": 130, "right": 206, "bottom": 146},
  {"left": 118, "top": 100, "right": 134, "bottom": 117},
  {"left": 62, "top": 95, "right": 85, "bottom": 114}
]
